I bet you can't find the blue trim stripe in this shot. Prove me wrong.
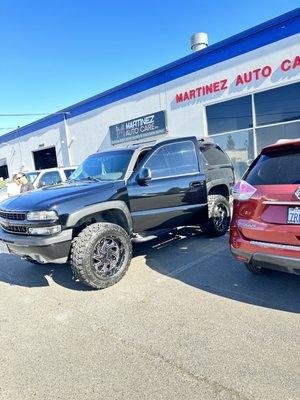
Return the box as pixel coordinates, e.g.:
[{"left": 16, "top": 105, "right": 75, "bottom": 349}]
[{"left": 1, "top": 7, "right": 300, "bottom": 145}]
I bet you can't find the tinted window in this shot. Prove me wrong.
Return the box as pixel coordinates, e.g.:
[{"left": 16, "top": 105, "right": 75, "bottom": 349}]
[
  {"left": 39, "top": 171, "right": 62, "bottom": 187},
  {"left": 201, "top": 144, "right": 230, "bottom": 165},
  {"left": 245, "top": 149, "right": 300, "bottom": 185},
  {"left": 206, "top": 95, "right": 252, "bottom": 135},
  {"left": 64, "top": 169, "right": 75, "bottom": 179},
  {"left": 256, "top": 121, "right": 300, "bottom": 153},
  {"left": 255, "top": 82, "right": 300, "bottom": 126},
  {"left": 144, "top": 141, "right": 199, "bottom": 179}
]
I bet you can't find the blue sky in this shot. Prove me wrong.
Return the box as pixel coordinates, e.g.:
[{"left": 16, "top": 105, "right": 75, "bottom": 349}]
[{"left": 0, "top": 0, "right": 299, "bottom": 134}]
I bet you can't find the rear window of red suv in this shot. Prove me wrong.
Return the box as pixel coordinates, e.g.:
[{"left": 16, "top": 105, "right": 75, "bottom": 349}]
[{"left": 245, "top": 148, "right": 300, "bottom": 185}]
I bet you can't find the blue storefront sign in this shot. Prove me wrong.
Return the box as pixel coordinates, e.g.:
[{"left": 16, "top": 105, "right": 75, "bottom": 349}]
[{"left": 109, "top": 111, "right": 167, "bottom": 145}]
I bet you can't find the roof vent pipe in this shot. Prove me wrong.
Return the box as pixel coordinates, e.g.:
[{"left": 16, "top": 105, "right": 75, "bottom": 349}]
[{"left": 191, "top": 32, "right": 208, "bottom": 52}]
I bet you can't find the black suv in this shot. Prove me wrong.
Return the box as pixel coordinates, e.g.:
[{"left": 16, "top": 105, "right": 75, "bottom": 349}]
[{"left": 0, "top": 137, "right": 234, "bottom": 289}]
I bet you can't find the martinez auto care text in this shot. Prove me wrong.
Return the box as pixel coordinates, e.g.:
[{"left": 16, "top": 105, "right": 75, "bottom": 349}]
[{"left": 175, "top": 55, "right": 300, "bottom": 103}]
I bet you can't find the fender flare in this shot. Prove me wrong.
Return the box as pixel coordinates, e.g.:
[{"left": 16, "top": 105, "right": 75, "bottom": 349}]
[{"left": 66, "top": 200, "right": 133, "bottom": 233}]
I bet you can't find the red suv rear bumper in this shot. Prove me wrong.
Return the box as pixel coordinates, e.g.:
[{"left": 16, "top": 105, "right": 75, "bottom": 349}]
[{"left": 230, "top": 226, "right": 300, "bottom": 275}]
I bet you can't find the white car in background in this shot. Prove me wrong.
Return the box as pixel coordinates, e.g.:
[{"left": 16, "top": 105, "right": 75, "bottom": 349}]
[
  {"left": 25, "top": 166, "right": 77, "bottom": 189},
  {"left": 0, "top": 166, "right": 76, "bottom": 204}
]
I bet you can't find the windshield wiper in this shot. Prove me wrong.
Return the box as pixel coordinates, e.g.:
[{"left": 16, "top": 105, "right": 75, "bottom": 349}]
[{"left": 84, "top": 176, "right": 102, "bottom": 182}]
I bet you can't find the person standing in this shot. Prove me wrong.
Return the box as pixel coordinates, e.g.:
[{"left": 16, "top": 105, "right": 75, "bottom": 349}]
[{"left": 14, "top": 173, "right": 34, "bottom": 193}]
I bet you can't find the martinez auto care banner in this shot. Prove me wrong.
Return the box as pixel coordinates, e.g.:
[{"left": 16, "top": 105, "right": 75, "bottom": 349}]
[{"left": 110, "top": 111, "right": 167, "bottom": 145}]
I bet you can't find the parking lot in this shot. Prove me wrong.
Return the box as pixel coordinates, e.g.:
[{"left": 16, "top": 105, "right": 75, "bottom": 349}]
[{"left": 0, "top": 230, "right": 299, "bottom": 400}]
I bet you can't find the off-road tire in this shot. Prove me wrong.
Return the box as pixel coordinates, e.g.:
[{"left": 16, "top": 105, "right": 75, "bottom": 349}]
[
  {"left": 244, "top": 262, "right": 265, "bottom": 275},
  {"left": 70, "top": 222, "right": 132, "bottom": 289},
  {"left": 200, "top": 195, "right": 230, "bottom": 237}
]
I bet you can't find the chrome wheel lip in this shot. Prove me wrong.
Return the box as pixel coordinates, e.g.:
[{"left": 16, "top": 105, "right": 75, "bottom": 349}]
[
  {"left": 212, "top": 203, "right": 230, "bottom": 231},
  {"left": 92, "top": 235, "right": 125, "bottom": 278}
]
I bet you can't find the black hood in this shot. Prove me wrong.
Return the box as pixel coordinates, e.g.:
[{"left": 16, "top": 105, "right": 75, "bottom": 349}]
[{"left": 0, "top": 180, "right": 122, "bottom": 211}]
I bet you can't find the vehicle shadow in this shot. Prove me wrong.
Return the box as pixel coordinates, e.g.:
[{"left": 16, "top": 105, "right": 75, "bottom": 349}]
[
  {"left": 1, "top": 229, "right": 300, "bottom": 309},
  {"left": 0, "top": 255, "right": 92, "bottom": 291},
  {"left": 134, "top": 228, "right": 300, "bottom": 313}
]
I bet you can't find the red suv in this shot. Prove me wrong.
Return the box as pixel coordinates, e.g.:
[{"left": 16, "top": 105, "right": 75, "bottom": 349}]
[{"left": 230, "top": 139, "right": 300, "bottom": 276}]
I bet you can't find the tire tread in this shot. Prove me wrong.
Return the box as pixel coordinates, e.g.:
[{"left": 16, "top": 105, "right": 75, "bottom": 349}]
[
  {"left": 70, "top": 222, "right": 132, "bottom": 289},
  {"left": 200, "top": 194, "right": 230, "bottom": 237}
]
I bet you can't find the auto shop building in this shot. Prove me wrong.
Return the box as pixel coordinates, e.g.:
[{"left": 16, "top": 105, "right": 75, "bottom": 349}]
[{"left": 0, "top": 8, "right": 299, "bottom": 180}]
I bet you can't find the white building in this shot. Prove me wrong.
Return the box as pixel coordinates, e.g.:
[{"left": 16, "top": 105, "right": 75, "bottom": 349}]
[{"left": 0, "top": 8, "right": 299, "bottom": 180}]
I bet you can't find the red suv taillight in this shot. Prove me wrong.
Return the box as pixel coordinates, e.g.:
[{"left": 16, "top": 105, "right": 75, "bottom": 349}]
[{"left": 232, "top": 180, "right": 257, "bottom": 201}]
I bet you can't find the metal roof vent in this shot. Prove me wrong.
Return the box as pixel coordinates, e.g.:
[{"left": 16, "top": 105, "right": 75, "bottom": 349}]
[{"left": 191, "top": 32, "right": 208, "bottom": 52}]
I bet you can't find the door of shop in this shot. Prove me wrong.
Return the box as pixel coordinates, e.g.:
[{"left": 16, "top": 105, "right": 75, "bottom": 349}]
[
  {"left": 0, "top": 158, "right": 8, "bottom": 179},
  {"left": 33, "top": 147, "right": 58, "bottom": 170}
]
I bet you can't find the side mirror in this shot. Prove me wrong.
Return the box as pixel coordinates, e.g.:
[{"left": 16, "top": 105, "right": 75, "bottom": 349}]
[{"left": 137, "top": 168, "right": 152, "bottom": 185}]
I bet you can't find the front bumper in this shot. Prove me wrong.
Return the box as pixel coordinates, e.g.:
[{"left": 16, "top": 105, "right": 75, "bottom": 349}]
[{"left": 0, "top": 228, "right": 73, "bottom": 264}]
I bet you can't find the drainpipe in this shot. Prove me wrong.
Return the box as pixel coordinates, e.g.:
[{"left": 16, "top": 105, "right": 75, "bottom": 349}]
[{"left": 63, "top": 113, "right": 72, "bottom": 166}]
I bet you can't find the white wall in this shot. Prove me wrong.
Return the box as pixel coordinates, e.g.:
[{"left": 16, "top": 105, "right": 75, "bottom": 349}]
[
  {"left": 1, "top": 33, "right": 300, "bottom": 176},
  {"left": 0, "top": 122, "right": 69, "bottom": 175}
]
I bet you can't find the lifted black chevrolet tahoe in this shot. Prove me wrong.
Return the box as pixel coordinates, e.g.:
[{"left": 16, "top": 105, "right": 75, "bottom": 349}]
[{"left": 0, "top": 137, "right": 234, "bottom": 289}]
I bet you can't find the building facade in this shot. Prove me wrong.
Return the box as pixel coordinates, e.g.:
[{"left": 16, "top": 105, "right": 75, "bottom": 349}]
[{"left": 0, "top": 8, "right": 299, "bottom": 180}]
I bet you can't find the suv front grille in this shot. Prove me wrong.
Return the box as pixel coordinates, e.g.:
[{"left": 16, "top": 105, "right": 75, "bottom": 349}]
[
  {"left": 0, "top": 210, "right": 26, "bottom": 221},
  {"left": 0, "top": 209, "right": 28, "bottom": 235},
  {"left": 1, "top": 225, "right": 27, "bottom": 234}
]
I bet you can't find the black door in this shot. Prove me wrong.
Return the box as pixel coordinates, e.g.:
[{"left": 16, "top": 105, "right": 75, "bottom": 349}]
[{"left": 127, "top": 137, "right": 207, "bottom": 233}]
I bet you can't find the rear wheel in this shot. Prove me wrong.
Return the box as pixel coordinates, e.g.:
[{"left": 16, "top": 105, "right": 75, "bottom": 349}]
[
  {"left": 200, "top": 195, "right": 230, "bottom": 237},
  {"left": 71, "top": 222, "right": 132, "bottom": 289},
  {"left": 244, "top": 262, "right": 266, "bottom": 275}
]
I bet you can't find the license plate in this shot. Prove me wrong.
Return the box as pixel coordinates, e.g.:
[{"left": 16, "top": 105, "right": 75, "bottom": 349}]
[{"left": 287, "top": 207, "right": 300, "bottom": 224}]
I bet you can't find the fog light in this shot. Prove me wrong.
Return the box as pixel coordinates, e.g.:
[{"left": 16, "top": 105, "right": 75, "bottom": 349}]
[{"left": 28, "top": 225, "right": 61, "bottom": 236}]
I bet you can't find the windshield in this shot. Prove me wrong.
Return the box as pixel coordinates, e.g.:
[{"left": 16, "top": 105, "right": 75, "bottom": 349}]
[{"left": 70, "top": 150, "right": 134, "bottom": 182}]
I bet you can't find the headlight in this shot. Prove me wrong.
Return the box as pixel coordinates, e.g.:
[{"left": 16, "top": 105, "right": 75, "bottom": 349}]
[
  {"left": 27, "top": 211, "right": 58, "bottom": 221},
  {"left": 28, "top": 225, "right": 61, "bottom": 236}
]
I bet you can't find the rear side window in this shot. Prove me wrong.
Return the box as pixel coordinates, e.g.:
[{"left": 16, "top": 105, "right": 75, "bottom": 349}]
[
  {"left": 245, "top": 149, "right": 300, "bottom": 185},
  {"left": 201, "top": 145, "right": 230, "bottom": 165}
]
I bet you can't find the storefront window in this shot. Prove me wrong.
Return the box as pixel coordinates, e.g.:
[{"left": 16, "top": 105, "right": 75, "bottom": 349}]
[
  {"left": 256, "top": 121, "right": 300, "bottom": 153},
  {"left": 255, "top": 82, "right": 300, "bottom": 126},
  {"left": 206, "top": 95, "right": 252, "bottom": 135},
  {"left": 205, "top": 83, "right": 300, "bottom": 178},
  {"left": 212, "top": 130, "right": 254, "bottom": 179}
]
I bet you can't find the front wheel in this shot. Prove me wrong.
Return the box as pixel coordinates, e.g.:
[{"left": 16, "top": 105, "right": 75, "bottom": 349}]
[
  {"left": 71, "top": 222, "right": 132, "bottom": 289},
  {"left": 200, "top": 195, "right": 230, "bottom": 237}
]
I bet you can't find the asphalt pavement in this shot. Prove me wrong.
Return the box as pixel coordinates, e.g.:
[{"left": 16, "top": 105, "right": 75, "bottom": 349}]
[{"left": 0, "top": 229, "right": 299, "bottom": 400}]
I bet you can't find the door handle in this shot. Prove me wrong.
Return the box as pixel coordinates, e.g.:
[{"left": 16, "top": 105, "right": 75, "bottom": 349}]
[{"left": 190, "top": 181, "right": 202, "bottom": 189}]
